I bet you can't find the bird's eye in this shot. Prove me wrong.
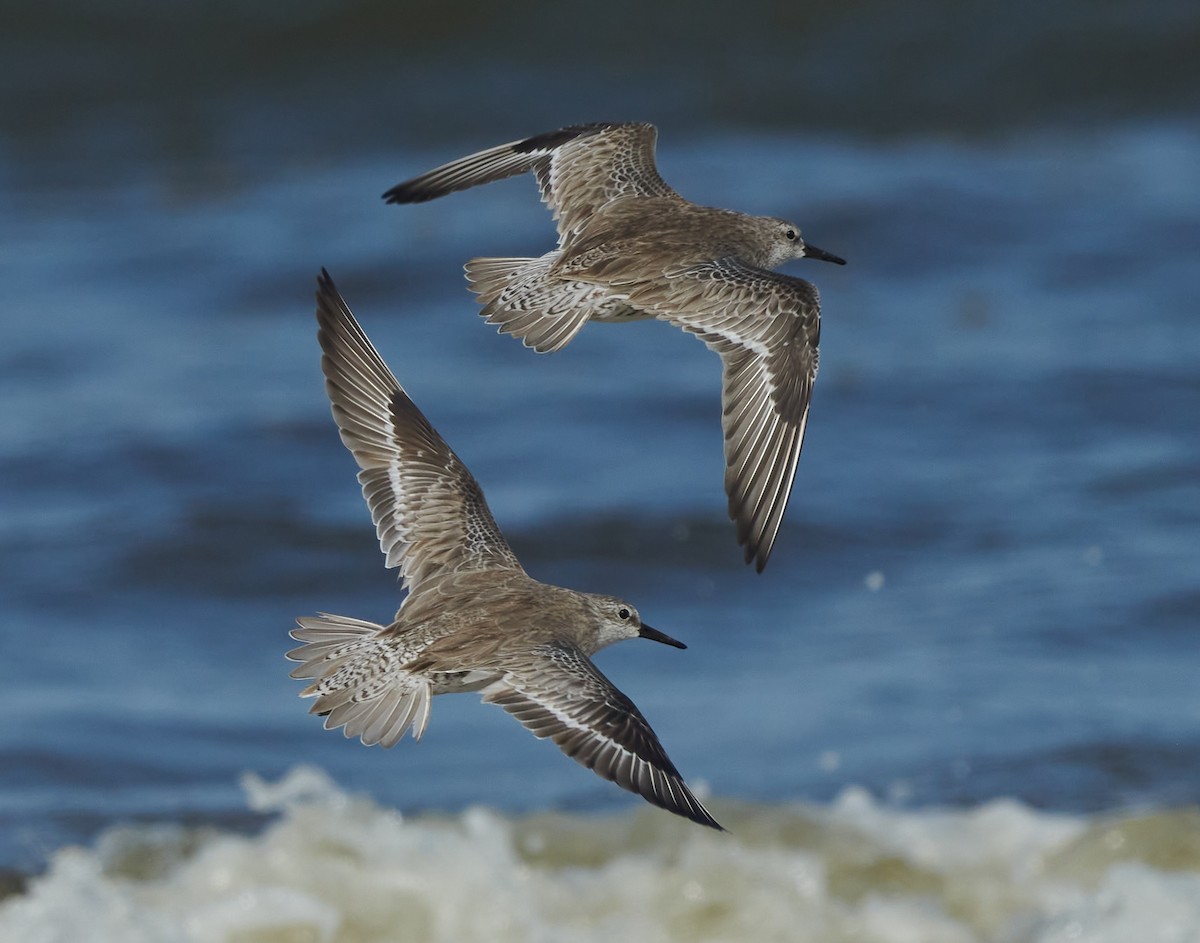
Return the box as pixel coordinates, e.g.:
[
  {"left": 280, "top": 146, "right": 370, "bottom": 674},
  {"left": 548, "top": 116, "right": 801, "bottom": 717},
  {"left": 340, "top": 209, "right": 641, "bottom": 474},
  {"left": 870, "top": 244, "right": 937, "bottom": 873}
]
[
  {"left": 618, "top": 607, "right": 631, "bottom": 620},
  {"left": 785, "top": 229, "right": 797, "bottom": 240}
]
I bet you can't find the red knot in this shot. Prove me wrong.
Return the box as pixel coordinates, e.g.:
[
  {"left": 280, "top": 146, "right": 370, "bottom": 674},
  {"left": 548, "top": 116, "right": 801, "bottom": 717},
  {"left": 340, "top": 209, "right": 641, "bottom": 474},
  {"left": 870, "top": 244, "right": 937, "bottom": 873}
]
[
  {"left": 288, "top": 270, "right": 722, "bottom": 830},
  {"left": 384, "top": 122, "right": 845, "bottom": 571}
]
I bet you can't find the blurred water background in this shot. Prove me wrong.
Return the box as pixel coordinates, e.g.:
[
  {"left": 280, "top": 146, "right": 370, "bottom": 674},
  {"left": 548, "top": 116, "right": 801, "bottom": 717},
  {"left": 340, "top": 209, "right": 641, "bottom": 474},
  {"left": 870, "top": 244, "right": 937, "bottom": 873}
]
[{"left": 1, "top": 1, "right": 1198, "bottom": 939}]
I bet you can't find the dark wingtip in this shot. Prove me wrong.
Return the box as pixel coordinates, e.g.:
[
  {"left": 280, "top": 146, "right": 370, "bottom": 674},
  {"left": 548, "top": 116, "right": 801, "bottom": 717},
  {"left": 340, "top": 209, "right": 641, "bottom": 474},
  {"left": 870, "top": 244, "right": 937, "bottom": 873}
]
[
  {"left": 314, "top": 270, "right": 357, "bottom": 353},
  {"left": 512, "top": 122, "right": 610, "bottom": 154},
  {"left": 740, "top": 539, "right": 770, "bottom": 573},
  {"left": 686, "top": 799, "right": 726, "bottom": 832},
  {"left": 382, "top": 183, "right": 422, "bottom": 205},
  {"left": 657, "top": 789, "right": 724, "bottom": 832},
  {"left": 316, "top": 267, "right": 336, "bottom": 302}
]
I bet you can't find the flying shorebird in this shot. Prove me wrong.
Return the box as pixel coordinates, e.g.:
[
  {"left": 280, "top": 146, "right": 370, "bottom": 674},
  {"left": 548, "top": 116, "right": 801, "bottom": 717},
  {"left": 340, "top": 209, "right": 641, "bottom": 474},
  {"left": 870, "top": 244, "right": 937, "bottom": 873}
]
[
  {"left": 288, "top": 269, "right": 721, "bottom": 830},
  {"left": 383, "top": 121, "right": 845, "bottom": 571}
]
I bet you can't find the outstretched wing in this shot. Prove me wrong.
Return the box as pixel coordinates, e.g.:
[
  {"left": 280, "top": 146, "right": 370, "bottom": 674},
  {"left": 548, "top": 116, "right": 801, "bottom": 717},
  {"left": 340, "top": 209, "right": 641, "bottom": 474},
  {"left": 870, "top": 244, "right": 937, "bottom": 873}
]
[
  {"left": 384, "top": 122, "right": 678, "bottom": 241},
  {"left": 315, "top": 270, "right": 525, "bottom": 597},
  {"left": 483, "top": 644, "right": 722, "bottom": 830},
  {"left": 621, "top": 259, "right": 822, "bottom": 571}
]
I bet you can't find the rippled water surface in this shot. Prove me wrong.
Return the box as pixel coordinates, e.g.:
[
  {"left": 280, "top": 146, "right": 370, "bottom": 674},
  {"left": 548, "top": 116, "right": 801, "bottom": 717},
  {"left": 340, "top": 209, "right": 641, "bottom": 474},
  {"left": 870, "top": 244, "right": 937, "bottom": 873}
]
[{"left": 1, "top": 2, "right": 1198, "bottom": 938}]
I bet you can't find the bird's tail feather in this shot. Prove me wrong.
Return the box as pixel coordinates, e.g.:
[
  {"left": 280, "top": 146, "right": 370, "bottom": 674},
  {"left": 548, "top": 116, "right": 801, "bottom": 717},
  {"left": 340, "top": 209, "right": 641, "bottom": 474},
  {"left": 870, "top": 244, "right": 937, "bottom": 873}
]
[
  {"left": 464, "top": 256, "right": 598, "bottom": 353},
  {"left": 288, "top": 613, "right": 431, "bottom": 747}
]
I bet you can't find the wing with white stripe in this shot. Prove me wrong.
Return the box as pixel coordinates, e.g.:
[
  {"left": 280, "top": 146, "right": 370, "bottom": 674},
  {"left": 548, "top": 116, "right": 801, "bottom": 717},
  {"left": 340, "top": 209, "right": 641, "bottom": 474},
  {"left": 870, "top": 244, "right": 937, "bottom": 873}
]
[
  {"left": 483, "top": 644, "right": 722, "bottom": 830},
  {"left": 622, "top": 259, "right": 822, "bottom": 571},
  {"left": 383, "top": 123, "right": 677, "bottom": 242},
  {"left": 315, "top": 270, "right": 525, "bottom": 596}
]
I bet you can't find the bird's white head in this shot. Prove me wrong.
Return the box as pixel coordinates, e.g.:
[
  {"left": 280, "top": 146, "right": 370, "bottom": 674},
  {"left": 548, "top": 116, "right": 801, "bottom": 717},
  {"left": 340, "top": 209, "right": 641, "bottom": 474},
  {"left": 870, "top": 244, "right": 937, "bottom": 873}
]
[{"left": 586, "top": 594, "right": 687, "bottom": 653}]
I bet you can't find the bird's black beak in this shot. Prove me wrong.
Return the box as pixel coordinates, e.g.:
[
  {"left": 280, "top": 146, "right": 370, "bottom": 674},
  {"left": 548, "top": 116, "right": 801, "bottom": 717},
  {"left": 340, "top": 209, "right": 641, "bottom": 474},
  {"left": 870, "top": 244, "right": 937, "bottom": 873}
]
[
  {"left": 638, "top": 623, "right": 687, "bottom": 649},
  {"left": 802, "top": 243, "right": 846, "bottom": 265}
]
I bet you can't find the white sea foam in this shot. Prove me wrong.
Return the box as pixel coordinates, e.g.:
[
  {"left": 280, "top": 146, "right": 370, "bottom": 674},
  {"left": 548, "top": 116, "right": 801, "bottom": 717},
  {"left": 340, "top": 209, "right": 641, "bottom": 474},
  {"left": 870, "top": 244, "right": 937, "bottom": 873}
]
[{"left": 2, "top": 767, "right": 1199, "bottom": 943}]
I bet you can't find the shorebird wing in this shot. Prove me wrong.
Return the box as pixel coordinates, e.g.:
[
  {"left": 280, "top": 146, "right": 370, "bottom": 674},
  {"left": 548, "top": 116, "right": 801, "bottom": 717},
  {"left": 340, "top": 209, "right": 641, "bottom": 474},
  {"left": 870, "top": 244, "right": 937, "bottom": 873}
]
[
  {"left": 315, "top": 270, "right": 526, "bottom": 595},
  {"left": 623, "top": 260, "right": 822, "bottom": 571},
  {"left": 482, "top": 645, "right": 723, "bottom": 830},
  {"left": 383, "top": 135, "right": 547, "bottom": 204},
  {"left": 384, "top": 123, "right": 677, "bottom": 242}
]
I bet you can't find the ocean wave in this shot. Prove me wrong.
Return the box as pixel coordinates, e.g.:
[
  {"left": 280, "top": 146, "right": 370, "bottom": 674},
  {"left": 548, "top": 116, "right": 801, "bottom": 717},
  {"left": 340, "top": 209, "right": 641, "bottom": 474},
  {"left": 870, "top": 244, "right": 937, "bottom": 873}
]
[{"left": 3, "top": 767, "right": 1198, "bottom": 942}]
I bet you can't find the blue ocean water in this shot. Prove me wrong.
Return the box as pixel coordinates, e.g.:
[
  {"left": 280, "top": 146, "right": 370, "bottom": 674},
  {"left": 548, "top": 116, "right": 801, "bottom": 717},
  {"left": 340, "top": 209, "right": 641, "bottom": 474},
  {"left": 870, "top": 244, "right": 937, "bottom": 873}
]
[{"left": 0, "top": 5, "right": 1198, "bottom": 936}]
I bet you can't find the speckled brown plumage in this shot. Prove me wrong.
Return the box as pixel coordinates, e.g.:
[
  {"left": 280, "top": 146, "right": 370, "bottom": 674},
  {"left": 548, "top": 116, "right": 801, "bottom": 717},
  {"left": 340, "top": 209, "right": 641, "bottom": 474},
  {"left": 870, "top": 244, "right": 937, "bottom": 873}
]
[
  {"left": 384, "top": 122, "right": 844, "bottom": 570},
  {"left": 288, "top": 270, "right": 721, "bottom": 830}
]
